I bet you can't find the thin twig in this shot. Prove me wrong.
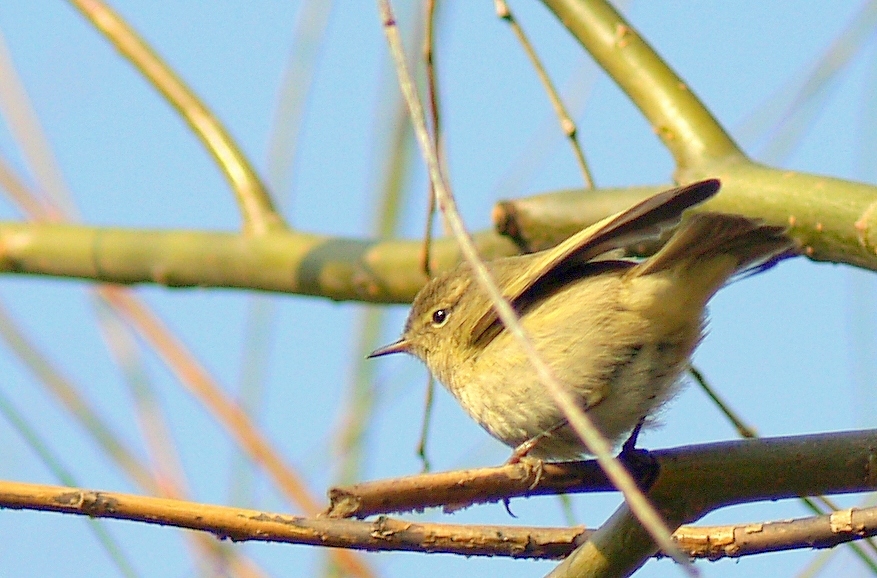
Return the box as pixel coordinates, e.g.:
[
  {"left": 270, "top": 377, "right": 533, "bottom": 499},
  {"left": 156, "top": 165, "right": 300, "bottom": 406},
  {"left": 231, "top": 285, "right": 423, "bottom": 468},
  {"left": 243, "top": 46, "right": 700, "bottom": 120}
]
[
  {"left": 0, "top": 52, "right": 277, "bottom": 578},
  {"left": 99, "top": 287, "right": 374, "bottom": 578},
  {"left": 0, "top": 303, "right": 156, "bottom": 490},
  {"left": 0, "top": 34, "right": 77, "bottom": 219},
  {"left": 420, "top": 0, "right": 442, "bottom": 277},
  {"left": 416, "top": 375, "right": 435, "bottom": 472},
  {"left": 800, "top": 494, "right": 877, "bottom": 572},
  {"left": 378, "top": 1, "right": 694, "bottom": 572},
  {"left": 539, "top": 0, "right": 741, "bottom": 173},
  {"left": 0, "top": 392, "right": 141, "bottom": 578},
  {"left": 0, "top": 302, "right": 270, "bottom": 578},
  {"left": 494, "top": 0, "right": 593, "bottom": 188},
  {"left": 689, "top": 365, "right": 758, "bottom": 438},
  {"left": 672, "top": 509, "right": 877, "bottom": 560}
]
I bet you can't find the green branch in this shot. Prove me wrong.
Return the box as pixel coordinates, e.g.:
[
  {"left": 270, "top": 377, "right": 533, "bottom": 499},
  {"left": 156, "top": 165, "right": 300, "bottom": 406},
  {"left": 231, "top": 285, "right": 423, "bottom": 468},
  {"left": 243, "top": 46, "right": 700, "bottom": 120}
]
[
  {"left": 499, "top": 167, "right": 877, "bottom": 271},
  {"left": 3, "top": 167, "right": 877, "bottom": 300},
  {"left": 0, "top": 223, "right": 518, "bottom": 303}
]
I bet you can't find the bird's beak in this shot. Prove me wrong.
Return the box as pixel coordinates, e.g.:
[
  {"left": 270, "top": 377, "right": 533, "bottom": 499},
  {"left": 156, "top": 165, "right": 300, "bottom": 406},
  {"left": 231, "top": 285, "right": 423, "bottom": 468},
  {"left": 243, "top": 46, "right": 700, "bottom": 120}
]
[{"left": 367, "top": 338, "right": 410, "bottom": 358}]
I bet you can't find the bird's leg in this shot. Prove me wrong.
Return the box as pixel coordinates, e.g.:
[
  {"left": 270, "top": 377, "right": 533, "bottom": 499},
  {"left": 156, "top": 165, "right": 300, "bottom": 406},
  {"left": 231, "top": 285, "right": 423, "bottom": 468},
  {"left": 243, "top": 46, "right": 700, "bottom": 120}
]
[
  {"left": 620, "top": 418, "right": 645, "bottom": 457},
  {"left": 507, "top": 420, "right": 568, "bottom": 463},
  {"left": 506, "top": 421, "right": 567, "bottom": 490},
  {"left": 618, "top": 417, "right": 659, "bottom": 490}
]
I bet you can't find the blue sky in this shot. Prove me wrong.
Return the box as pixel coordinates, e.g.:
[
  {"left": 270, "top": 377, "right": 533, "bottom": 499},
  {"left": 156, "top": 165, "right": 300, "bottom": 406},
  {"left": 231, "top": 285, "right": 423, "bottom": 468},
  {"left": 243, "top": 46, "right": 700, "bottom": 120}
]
[{"left": 0, "top": 2, "right": 875, "bottom": 577}]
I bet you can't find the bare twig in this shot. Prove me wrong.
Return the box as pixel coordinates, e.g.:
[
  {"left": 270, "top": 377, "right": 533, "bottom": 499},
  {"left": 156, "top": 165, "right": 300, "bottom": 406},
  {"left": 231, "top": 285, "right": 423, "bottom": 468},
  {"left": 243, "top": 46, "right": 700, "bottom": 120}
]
[
  {"left": 378, "top": 1, "right": 693, "bottom": 570},
  {"left": 326, "top": 459, "right": 614, "bottom": 519},
  {"left": 416, "top": 375, "right": 436, "bottom": 472},
  {"left": 674, "top": 509, "right": 877, "bottom": 560},
  {"left": 0, "top": 479, "right": 586, "bottom": 559},
  {"left": 494, "top": 0, "right": 594, "bottom": 188},
  {"left": 421, "top": 0, "right": 442, "bottom": 277},
  {"left": 99, "top": 287, "right": 374, "bottom": 578},
  {"left": 689, "top": 366, "right": 758, "bottom": 439}
]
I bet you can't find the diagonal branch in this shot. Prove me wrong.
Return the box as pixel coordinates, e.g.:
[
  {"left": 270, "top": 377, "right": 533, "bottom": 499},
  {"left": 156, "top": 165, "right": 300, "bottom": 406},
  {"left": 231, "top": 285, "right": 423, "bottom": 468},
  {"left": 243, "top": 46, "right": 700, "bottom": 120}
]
[
  {"left": 67, "top": 0, "right": 285, "bottom": 234},
  {"left": 549, "top": 428, "right": 877, "bottom": 577},
  {"left": 540, "top": 0, "right": 742, "bottom": 170}
]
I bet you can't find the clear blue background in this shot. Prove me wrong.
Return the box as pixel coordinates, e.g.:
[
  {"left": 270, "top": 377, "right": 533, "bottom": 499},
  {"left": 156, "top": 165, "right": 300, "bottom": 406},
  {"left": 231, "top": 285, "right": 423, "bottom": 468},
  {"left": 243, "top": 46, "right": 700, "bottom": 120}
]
[{"left": 0, "top": 1, "right": 874, "bottom": 577}]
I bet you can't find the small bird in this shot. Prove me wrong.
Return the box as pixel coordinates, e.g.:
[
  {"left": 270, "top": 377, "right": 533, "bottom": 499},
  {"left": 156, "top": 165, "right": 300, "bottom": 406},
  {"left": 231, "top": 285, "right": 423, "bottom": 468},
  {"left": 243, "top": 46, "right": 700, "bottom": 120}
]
[{"left": 370, "top": 180, "right": 792, "bottom": 460}]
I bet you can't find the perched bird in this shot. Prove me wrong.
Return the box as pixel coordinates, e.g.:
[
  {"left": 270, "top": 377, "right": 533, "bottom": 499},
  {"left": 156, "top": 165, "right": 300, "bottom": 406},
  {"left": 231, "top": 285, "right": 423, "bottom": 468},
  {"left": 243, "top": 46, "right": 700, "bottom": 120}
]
[{"left": 370, "top": 180, "right": 792, "bottom": 460}]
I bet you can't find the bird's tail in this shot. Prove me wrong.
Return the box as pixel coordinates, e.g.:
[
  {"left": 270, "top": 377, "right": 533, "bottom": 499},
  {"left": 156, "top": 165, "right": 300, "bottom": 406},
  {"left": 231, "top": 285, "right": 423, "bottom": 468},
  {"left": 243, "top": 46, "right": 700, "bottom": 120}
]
[{"left": 630, "top": 213, "right": 793, "bottom": 305}]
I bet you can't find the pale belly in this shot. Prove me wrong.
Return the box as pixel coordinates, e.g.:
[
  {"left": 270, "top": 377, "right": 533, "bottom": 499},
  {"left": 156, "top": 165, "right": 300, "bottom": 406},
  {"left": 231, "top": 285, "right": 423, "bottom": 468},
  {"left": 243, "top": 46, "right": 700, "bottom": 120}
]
[{"left": 444, "top": 275, "right": 702, "bottom": 460}]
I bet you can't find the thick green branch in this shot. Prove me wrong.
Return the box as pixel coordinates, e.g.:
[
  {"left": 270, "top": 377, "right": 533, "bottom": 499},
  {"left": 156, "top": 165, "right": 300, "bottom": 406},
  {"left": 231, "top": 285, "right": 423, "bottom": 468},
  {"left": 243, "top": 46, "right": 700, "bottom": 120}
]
[
  {"left": 3, "top": 168, "right": 877, "bottom": 300},
  {"left": 499, "top": 167, "right": 877, "bottom": 272},
  {"left": 0, "top": 224, "right": 518, "bottom": 303}
]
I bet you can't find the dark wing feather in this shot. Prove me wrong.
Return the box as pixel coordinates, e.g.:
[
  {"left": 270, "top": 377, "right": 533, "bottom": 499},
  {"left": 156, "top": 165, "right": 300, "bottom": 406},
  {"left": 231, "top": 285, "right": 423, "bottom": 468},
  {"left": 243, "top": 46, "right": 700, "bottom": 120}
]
[
  {"left": 470, "top": 260, "right": 635, "bottom": 348},
  {"left": 469, "top": 179, "right": 720, "bottom": 346}
]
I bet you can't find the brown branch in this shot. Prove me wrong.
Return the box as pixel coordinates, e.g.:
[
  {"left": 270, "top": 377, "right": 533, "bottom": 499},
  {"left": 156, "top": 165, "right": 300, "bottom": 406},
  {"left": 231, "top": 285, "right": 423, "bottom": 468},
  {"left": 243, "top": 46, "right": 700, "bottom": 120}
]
[
  {"left": 674, "top": 508, "right": 877, "bottom": 560},
  {"left": 0, "top": 480, "right": 584, "bottom": 559},
  {"left": 548, "top": 428, "right": 877, "bottom": 577},
  {"left": 326, "top": 459, "right": 619, "bottom": 518},
  {"left": 327, "top": 430, "right": 877, "bottom": 519},
  {"left": 4, "top": 479, "right": 877, "bottom": 562}
]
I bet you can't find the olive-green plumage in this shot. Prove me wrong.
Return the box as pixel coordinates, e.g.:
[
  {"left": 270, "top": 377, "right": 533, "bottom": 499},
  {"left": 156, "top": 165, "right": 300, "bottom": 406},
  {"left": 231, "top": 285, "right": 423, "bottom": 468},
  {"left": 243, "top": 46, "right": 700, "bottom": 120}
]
[{"left": 371, "top": 180, "right": 792, "bottom": 460}]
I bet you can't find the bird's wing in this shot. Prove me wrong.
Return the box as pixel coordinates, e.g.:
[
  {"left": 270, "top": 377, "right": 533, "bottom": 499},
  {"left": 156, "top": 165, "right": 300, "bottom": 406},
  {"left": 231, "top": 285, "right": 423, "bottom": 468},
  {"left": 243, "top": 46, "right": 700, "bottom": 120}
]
[{"left": 470, "top": 179, "right": 721, "bottom": 346}]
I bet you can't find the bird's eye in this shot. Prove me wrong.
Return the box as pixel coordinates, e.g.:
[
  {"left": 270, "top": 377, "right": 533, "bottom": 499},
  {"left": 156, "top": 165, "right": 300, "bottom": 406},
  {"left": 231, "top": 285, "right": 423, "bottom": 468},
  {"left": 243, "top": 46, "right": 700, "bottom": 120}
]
[{"left": 431, "top": 308, "right": 449, "bottom": 327}]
